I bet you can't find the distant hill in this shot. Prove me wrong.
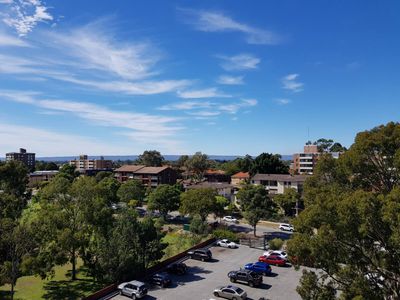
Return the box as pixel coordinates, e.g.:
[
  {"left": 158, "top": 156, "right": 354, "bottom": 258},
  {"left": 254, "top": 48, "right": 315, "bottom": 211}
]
[{"left": 1, "top": 154, "right": 293, "bottom": 162}]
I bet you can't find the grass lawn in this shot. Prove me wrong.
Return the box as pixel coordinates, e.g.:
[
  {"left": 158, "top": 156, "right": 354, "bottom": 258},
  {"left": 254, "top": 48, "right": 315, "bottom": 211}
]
[{"left": 0, "top": 259, "right": 103, "bottom": 300}]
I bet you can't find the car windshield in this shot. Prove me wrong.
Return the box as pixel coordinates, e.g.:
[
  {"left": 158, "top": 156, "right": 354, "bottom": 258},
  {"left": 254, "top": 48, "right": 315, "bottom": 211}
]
[{"left": 233, "top": 286, "right": 244, "bottom": 294}]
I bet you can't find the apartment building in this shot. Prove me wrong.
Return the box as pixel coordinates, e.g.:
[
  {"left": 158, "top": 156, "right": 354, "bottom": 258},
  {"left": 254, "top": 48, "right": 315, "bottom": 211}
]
[
  {"left": 291, "top": 145, "right": 321, "bottom": 174},
  {"left": 6, "top": 148, "right": 36, "bottom": 170},
  {"left": 114, "top": 165, "right": 177, "bottom": 187},
  {"left": 251, "top": 173, "right": 308, "bottom": 195},
  {"left": 69, "top": 155, "right": 112, "bottom": 172},
  {"left": 204, "top": 169, "right": 231, "bottom": 183},
  {"left": 29, "top": 170, "right": 59, "bottom": 188}
]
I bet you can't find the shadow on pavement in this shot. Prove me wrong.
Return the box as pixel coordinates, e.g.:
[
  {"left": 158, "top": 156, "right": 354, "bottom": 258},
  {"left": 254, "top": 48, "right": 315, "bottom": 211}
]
[{"left": 164, "top": 265, "right": 212, "bottom": 288}]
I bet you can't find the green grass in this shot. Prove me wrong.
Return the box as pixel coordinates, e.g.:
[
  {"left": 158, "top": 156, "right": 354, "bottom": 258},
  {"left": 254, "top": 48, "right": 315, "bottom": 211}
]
[
  {"left": 0, "top": 260, "right": 103, "bottom": 300},
  {"left": 162, "top": 231, "right": 206, "bottom": 259}
]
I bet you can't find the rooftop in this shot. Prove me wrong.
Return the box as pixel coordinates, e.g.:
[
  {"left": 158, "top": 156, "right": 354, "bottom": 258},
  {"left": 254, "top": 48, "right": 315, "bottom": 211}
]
[
  {"left": 231, "top": 171, "right": 250, "bottom": 179},
  {"left": 252, "top": 173, "right": 309, "bottom": 182},
  {"left": 115, "top": 165, "right": 171, "bottom": 174}
]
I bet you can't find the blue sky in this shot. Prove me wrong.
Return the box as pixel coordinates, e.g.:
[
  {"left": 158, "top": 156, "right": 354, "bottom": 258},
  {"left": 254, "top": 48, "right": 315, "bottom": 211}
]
[{"left": 0, "top": 0, "right": 399, "bottom": 156}]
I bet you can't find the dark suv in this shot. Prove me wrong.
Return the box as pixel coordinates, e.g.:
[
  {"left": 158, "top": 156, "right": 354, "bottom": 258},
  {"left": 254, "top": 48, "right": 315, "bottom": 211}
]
[
  {"left": 227, "top": 269, "right": 263, "bottom": 287},
  {"left": 150, "top": 273, "right": 171, "bottom": 288},
  {"left": 187, "top": 248, "right": 212, "bottom": 261}
]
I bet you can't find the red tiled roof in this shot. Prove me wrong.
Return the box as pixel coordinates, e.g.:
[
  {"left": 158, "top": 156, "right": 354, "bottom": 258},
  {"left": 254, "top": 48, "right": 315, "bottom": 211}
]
[
  {"left": 205, "top": 169, "right": 226, "bottom": 175},
  {"left": 231, "top": 172, "right": 250, "bottom": 179}
]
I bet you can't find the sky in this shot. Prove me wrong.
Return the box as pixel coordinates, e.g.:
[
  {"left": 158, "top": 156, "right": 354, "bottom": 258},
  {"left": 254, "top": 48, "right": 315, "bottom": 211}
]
[{"left": 0, "top": 0, "right": 399, "bottom": 157}]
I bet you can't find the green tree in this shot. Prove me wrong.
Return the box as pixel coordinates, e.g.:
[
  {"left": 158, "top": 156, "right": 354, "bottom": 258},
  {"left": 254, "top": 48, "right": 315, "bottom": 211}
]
[
  {"left": 214, "top": 196, "right": 230, "bottom": 220},
  {"left": 147, "top": 185, "right": 181, "bottom": 219},
  {"left": 236, "top": 184, "right": 276, "bottom": 236},
  {"left": 315, "top": 138, "right": 334, "bottom": 153},
  {"left": 117, "top": 179, "right": 145, "bottom": 204},
  {"left": 180, "top": 188, "right": 217, "bottom": 221},
  {"left": 57, "top": 164, "right": 79, "bottom": 181},
  {"left": 95, "top": 171, "right": 114, "bottom": 182},
  {"left": 288, "top": 122, "right": 400, "bottom": 298},
  {"left": 296, "top": 270, "right": 336, "bottom": 300},
  {"left": 97, "top": 177, "right": 120, "bottom": 204},
  {"left": 137, "top": 150, "right": 164, "bottom": 167},
  {"left": 329, "top": 142, "right": 346, "bottom": 152},
  {"left": 250, "top": 153, "right": 289, "bottom": 176},
  {"left": 185, "top": 152, "right": 210, "bottom": 180},
  {"left": 37, "top": 175, "right": 71, "bottom": 201},
  {"left": 176, "top": 155, "right": 189, "bottom": 169},
  {"left": 273, "top": 188, "right": 300, "bottom": 216}
]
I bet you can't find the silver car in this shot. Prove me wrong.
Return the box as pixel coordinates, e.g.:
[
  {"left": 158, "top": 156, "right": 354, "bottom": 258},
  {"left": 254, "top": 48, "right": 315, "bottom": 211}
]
[
  {"left": 213, "top": 285, "right": 247, "bottom": 300},
  {"left": 118, "top": 280, "right": 147, "bottom": 299}
]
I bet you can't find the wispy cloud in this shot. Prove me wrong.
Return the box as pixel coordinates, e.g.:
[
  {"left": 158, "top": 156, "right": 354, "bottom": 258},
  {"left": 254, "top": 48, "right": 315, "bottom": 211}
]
[
  {"left": 187, "top": 110, "right": 220, "bottom": 117},
  {"left": 158, "top": 101, "right": 213, "bottom": 111},
  {"left": 179, "top": 8, "right": 281, "bottom": 45},
  {"left": 218, "top": 98, "right": 257, "bottom": 114},
  {"left": 177, "top": 87, "right": 231, "bottom": 99},
  {"left": 0, "top": 31, "right": 30, "bottom": 46},
  {"left": 218, "top": 54, "right": 260, "bottom": 71},
  {"left": 0, "top": 90, "right": 184, "bottom": 151},
  {"left": 217, "top": 75, "right": 244, "bottom": 85},
  {"left": 2, "top": 0, "right": 54, "bottom": 36},
  {"left": 282, "top": 74, "right": 303, "bottom": 92},
  {"left": 274, "top": 98, "right": 291, "bottom": 105}
]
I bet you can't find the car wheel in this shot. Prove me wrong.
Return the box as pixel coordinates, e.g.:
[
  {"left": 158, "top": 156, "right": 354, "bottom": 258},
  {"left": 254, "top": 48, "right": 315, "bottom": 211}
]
[
  {"left": 230, "top": 277, "right": 236, "bottom": 283},
  {"left": 213, "top": 292, "right": 219, "bottom": 297},
  {"left": 131, "top": 294, "right": 136, "bottom": 300},
  {"left": 249, "top": 281, "right": 254, "bottom": 287},
  {"left": 201, "top": 257, "right": 205, "bottom": 262}
]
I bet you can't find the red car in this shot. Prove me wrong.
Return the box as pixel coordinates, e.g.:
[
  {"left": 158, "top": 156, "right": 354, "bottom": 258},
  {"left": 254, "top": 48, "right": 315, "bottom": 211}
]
[{"left": 258, "top": 254, "right": 287, "bottom": 266}]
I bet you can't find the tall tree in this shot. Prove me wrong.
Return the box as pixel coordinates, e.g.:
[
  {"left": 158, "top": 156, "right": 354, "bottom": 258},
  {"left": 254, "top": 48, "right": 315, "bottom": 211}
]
[
  {"left": 137, "top": 150, "right": 164, "bottom": 167},
  {"left": 315, "top": 138, "right": 334, "bottom": 153},
  {"left": 185, "top": 152, "right": 210, "bottom": 180},
  {"left": 117, "top": 179, "right": 145, "bottom": 204},
  {"left": 250, "top": 153, "right": 289, "bottom": 176},
  {"left": 180, "top": 188, "right": 217, "bottom": 221},
  {"left": 329, "top": 142, "right": 346, "bottom": 152},
  {"left": 236, "top": 184, "right": 276, "bottom": 236},
  {"left": 288, "top": 122, "right": 400, "bottom": 298},
  {"left": 273, "top": 188, "right": 300, "bottom": 216},
  {"left": 147, "top": 185, "right": 181, "bottom": 219}
]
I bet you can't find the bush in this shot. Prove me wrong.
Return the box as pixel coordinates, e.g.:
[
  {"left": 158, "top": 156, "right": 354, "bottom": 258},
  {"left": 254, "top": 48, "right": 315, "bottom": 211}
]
[
  {"left": 269, "top": 238, "right": 284, "bottom": 250},
  {"left": 212, "top": 229, "right": 239, "bottom": 242},
  {"left": 190, "top": 217, "right": 208, "bottom": 235}
]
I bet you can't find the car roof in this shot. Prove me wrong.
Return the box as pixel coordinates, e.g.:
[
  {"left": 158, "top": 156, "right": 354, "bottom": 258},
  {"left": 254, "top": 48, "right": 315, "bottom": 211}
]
[{"left": 126, "top": 280, "right": 145, "bottom": 286}]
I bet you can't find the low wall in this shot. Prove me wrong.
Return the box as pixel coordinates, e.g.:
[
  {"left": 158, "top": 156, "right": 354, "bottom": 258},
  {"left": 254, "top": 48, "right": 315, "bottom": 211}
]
[{"left": 84, "top": 237, "right": 216, "bottom": 300}]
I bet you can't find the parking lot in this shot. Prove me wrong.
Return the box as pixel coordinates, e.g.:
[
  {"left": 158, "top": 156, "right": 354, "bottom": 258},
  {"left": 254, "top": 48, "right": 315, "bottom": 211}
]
[{"left": 111, "top": 244, "right": 305, "bottom": 300}]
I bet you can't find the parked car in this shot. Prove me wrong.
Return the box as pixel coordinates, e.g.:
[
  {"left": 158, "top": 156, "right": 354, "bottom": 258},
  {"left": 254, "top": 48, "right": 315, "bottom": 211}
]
[
  {"left": 167, "top": 214, "right": 189, "bottom": 224},
  {"left": 223, "top": 216, "right": 239, "bottom": 223},
  {"left": 118, "top": 280, "right": 148, "bottom": 299},
  {"left": 166, "top": 262, "right": 187, "bottom": 275},
  {"left": 259, "top": 254, "right": 287, "bottom": 266},
  {"left": 279, "top": 223, "right": 294, "bottom": 231},
  {"left": 263, "top": 250, "right": 288, "bottom": 260},
  {"left": 150, "top": 273, "right": 172, "bottom": 287},
  {"left": 244, "top": 262, "right": 272, "bottom": 276},
  {"left": 217, "top": 239, "right": 238, "bottom": 249},
  {"left": 187, "top": 248, "right": 212, "bottom": 261},
  {"left": 213, "top": 285, "right": 247, "bottom": 300},
  {"left": 227, "top": 269, "right": 263, "bottom": 287}
]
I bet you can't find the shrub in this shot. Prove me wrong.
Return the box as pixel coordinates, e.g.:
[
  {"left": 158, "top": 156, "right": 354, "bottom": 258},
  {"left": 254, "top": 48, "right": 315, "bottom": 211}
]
[
  {"left": 269, "top": 238, "right": 284, "bottom": 250},
  {"left": 190, "top": 217, "right": 208, "bottom": 235},
  {"left": 212, "top": 229, "right": 239, "bottom": 242}
]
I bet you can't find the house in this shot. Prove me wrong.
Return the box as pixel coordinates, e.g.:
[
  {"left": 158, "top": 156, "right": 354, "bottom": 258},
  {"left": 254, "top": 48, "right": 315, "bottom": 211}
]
[
  {"left": 114, "top": 165, "right": 177, "bottom": 187},
  {"left": 231, "top": 172, "right": 250, "bottom": 186},
  {"left": 185, "top": 182, "right": 234, "bottom": 202},
  {"left": 251, "top": 173, "right": 309, "bottom": 195},
  {"left": 29, "top": 170, "right": 59, "bottom": 188},
  {"left": 204, "top": 169, "right": 231, "bottom": 183}
]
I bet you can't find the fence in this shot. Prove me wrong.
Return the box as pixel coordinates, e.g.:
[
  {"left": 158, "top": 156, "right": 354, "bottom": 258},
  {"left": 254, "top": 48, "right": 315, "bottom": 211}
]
[{"left": 84, "top": 237, "right": 216, "bottom": 300}]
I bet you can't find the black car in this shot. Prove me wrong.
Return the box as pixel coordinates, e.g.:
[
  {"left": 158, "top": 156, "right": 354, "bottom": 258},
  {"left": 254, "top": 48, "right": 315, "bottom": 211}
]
[
  {"left": 166, "top": 262, "right": 187, "bottom": 275},
  {"left": 228, "top": 269, "right": 263, "bottom": 287},
  {"left": 187, "top": 248, "right": 212, "bottom": 261},
  {"left": 150, "top": 273, "right": 171, "bottom": 288}
]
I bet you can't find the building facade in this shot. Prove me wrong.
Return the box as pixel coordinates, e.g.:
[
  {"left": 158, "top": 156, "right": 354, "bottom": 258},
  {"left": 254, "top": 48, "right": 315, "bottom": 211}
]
[
  {"left": 185, "top": 182, "right": 234, "bottom": 202},
  {"left": 251, "top": 173, "right": 308, "bottom": 195},
  {"left": 29, "top": 170, "right": 59, "bottom": 188},
  {"left": 231, "top": 172, "right": 250, "bottom": 186},
  {"left": 69, "top": 155, "right": 112, "bottom": 172},
  {"left": 6, "top": 148, "right": 36, "bottom": 170},
  {"left": 291, "top": 145, "right": 321, "bottom": 174},
  {"left": 114, "top": 165, "right": 177, "bottom": 187},
  {"left": 204, "top": 169, "right": 231, "bottom": 183}
]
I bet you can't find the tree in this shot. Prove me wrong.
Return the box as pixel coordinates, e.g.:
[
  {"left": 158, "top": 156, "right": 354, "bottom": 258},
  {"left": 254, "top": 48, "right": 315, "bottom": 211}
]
[
  {"left": 296, "top": 270, "right": 336, "bottom": 300},
  {"left": 95, "top": 171, "right": 114, "bottom": 182},
  {"left": 329, "top": 142, "right": 346, "bottom": 153},
  {"left": 57, "top": 164, "right": 79, "bottom": 181},
  {"left": 96, "top": 177, "right": 120, "bottom": 204},
  {"left": 214, "top": 196, "right": 230, "bottom": 220},
  {"left": 180, "top": 188, "right": 217, "bottom": 221},
  {"left": 273, "top": 188, "right": 300, "bottom": 216},
  {"left": 147, "top": 185, "right": 181, "bottom": 219},
  {"left": 117, "top": 180, "right": 145, "bottom": 204},
  {"left": 176, "top": 155, "right": 189, "bottom": 169},
  {"left": 315, "top": 138, "right": 334, "bottom": 153},
  {"left": 185, "top": 152, "right": 210, "bottom": 180},
  {"left": 236, "top": 185, "right": 276, "bottom": 236},
  {"left": 288, "top": 122, "right": 400, "bottom": 298},
  {"left": 37, "top": 175, "right": 71, "bottom": 201},
  {"left": 249, "top": 153, "right": 289, "bottom": 176},
  {"left": 137, "top": 150, "right": 164, "bottom": 167}
]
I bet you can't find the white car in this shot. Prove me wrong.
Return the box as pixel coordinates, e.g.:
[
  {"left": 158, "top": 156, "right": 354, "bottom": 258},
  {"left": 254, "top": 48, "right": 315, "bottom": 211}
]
[
  {"left": 279, "top": 223, "right": 294, "bottom": 231},
  {"left": 118, "top": 280, "right": 147, "bottom": 299},
  {"left": 223, "top": 216, "right": 238, "bottom": 223},
  {"left": 216, "top": 239, "right": 238, "bottom": 248},
  {"left": 263, "top": 250, "right": 288, "bottom": 260}
]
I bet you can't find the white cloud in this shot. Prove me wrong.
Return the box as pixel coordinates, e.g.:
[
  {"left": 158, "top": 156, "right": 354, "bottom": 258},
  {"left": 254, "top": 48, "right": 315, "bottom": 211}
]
[
  {"left": 179, "top": 9, "right": 280, "bottom": 45},
  {"left": 218, "top": 54, "right": 260, "bottom": 71},
  {"left": 274, "top": 98, "right": 291, "bottom": 105},
  {"left": 177, "top": 87, "right": 231, "bottom": 99},
  {"left": 0, "top": 122, "right": 131, "bottom": 156},
  {"left": 0, "top": 31, "right": 30, "bottom": 46},
  {"left": 158, "top": 101, "right": 213, "bottom": 111},
  {"left": 187, "top": 110, "right": 220, "bottom": 117},
  {"left": 217, "top": 75, "right": 244, "bottom": 85},
  {"left": 218, "top": 98, "right": 258, "bottom": 114},
  {"left": 0, "top": 90, "right": 184, "bottom": 150},
  {"left": 2, "top": 0, "right": 53, "bottom": 36},
  {"left": 282, "top": 73, "right": 303, "bottom": 92}
]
